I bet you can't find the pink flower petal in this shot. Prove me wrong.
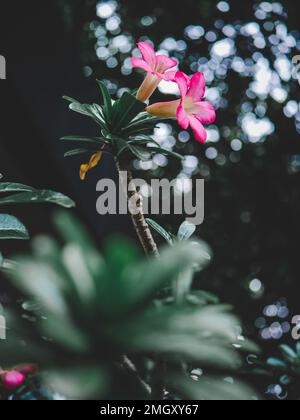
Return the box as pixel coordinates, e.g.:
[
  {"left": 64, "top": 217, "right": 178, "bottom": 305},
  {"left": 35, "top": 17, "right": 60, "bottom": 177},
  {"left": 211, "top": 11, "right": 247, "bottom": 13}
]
[
  {"left": 137, "top": 42, "right": 156, "bottom": 69},
  {"left": 193, "top": 101, "right": 216, "bottom": 124},
  {"left": 187, "top": 72, "right": 206, "bottom": 101},
  {"left": 189, "top": 116, "right": 207, "bottom": 142},
  {"left": 131, "top": 57, "right": 153, "bottom": 73},
  {"left": 2, "top": 371, "right": 26, "bottom": 390},
  {"left": 177, "top": 102, "right": 189, "bottom": 129},
  {"left": 162, "top": 70, "right": 178, "bottom": 81},
  {"left": 175, "top": 71, "right": 189, "bottom": 98},
  {"left": 155, "top": 55, "right": 177, "bottom": 73},
  {"left": 147, "top": 100, "right": 181, "bottom": 118}
]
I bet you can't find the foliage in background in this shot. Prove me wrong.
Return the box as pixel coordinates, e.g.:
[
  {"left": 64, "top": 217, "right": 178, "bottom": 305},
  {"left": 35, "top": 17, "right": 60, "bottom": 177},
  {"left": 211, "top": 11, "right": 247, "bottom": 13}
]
[
  {"left": 0, "top": 178, "right": 75, "bottom": 271},
  {"left": 0, "top": 212, "right": 259, "bottom": 400}
]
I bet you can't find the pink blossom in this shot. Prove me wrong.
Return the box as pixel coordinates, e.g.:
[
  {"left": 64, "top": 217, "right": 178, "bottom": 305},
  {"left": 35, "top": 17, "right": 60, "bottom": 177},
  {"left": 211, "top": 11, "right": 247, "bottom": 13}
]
[
  {"left": 14, "top": 364, "right": 38, "bottom": 375},
  {"left": 1, "top": 371, "right": 26, "bottom": 390},
  {"left": 147, "top": 71, "right": 216, "bottom": 143},
  {"left": 132, "top": 41, "right": 177, "bottom": 102}
]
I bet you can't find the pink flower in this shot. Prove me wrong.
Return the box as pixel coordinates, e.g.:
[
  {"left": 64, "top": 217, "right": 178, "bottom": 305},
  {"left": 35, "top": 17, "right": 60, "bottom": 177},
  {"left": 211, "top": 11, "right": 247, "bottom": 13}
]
[
  {"left": 1, "top": 371, "right": 26, "bottom": 390},
  {"left": 14, "top": 364, "right": 38, "bottom": 375},
  {"left": 147, "top": 71, "right": 216, "bottom": 143},
  {"left": 132, "top": 41, "right": 177, "bottom": 102}
]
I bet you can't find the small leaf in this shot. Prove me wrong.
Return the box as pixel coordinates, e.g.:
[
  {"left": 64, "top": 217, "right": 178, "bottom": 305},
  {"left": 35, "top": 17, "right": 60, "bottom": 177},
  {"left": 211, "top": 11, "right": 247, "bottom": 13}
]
[
  {"left": 96, "top": 80, "right": 113, "bottom": 120},
  {"left": 64, "top": 149, "right": 99, "bottom": 158},
  {"left": 178, "top": 221, "right": 196, "bottom": 241},
  {"left": 146, "top": 219, "right": 174, "bottom": 244},
  {"left": 0, "top": 214, "right": 29, "bottom": 240},
  {"left": 280, "top": 345, "right": 298, "bottom": 361},
  {"left": 111, "top": 93, "right": 146, "bottom": 132},
  {"left": 64, "top": 97, "right": 107, "bottom": 131},
  {"left": 280, "top": 375, "right": 291, "bottom": 385},
  {"left": 267, "top": 358, "right": 287, "bottom": 369}
]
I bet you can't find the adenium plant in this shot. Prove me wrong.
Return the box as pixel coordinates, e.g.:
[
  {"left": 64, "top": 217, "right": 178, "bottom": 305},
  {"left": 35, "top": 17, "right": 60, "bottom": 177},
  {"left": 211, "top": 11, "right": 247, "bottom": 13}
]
[{"left": 62, "top": 40, "right": 216, "bottom": 256}]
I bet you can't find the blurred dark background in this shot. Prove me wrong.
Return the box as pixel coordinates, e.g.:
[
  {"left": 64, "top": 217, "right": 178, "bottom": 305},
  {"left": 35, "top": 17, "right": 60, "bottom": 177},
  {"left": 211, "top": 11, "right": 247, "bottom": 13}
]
[{"left": 1, "top": 0, "right": 300, "bottom": 396}]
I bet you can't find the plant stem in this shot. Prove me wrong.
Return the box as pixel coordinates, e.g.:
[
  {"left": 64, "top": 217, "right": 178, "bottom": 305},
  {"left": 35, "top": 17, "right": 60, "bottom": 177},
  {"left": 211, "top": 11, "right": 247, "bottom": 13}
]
[
  {"left": 117, "top": 158, "right": 166, "bottom": 400},
  {"left": 116, "top": 159, "right": 159, "bottom": 257}
]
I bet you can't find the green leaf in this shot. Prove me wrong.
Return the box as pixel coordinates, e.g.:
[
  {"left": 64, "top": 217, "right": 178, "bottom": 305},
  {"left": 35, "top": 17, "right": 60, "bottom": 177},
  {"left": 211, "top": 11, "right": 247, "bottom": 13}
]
[
  {"left": 0, "top": 183, "right": 35, "bottom": 193},
  {"left": 280, "top": 375, "right": 291, "bottom": 385},
  {"left": 127, "top": 145, "right": 152, "bottom": 161},
  {"left": 146, "top": 219, "right": 174, "bottom": 244},
  {"left": 146, "top": 146, "right": 183, "bottom": 160},
  {"left": 267, "top": 358, "right": 287, "bottom": 369},
  {"left": 111, "top": 93, "right": 146, "bottom": 132},
  {"left": 170, "top": 374, "right": 260, "bottom": 401},
  {"left": 64, "top": 148, "right": 99, "bottom": 158},
  {"left": 119, "top": 241, "right": 209, "bottom": 308},
  {"left": 44, "top": 367, "right": 107, "bottom": 400},
  {"left": 0, "top": 214, "right": 29, "bottom": 240},
  {"left": 63, "top": 97, "right": 107, "bottom": 131},
  {"left": 61, "top": 136, "right": 109, "bottom": 146},
  {"left": 178, "top": 221, "right": 196, "bottom": 241},
  {"left": 0, "top": 191, "right": 75, "bottom": 208},
  {"left": 128, "top": 135, "right": 161, "bottom": 148},
  {"left": 122, "top": 116, "right": 162, "bottom": 135},
  {"left": 280, "top": 345, "right": 298, "bottom": 361},
  {"left": 187, "top": 290, "right": 220, "bottom": 305},
  {"left": 173, "top": 267, "right": 194, "bottom": 303},
  {"left": 96, "top": 80, "right": 113, "bottom": 121}
]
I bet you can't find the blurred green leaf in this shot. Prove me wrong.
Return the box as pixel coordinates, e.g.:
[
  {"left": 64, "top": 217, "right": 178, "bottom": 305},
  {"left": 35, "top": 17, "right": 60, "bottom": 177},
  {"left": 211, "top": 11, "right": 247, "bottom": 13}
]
[
  {"left": 44, "top": 367, "right": 108, "bottom": 400},
  {"left": 170, "top": 374, "right": 260, "bottom": 401}
]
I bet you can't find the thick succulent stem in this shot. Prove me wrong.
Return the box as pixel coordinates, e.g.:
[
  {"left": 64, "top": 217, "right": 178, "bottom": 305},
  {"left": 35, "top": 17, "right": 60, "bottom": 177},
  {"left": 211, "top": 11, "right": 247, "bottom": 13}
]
[
  {"left": 116, "top": 159, "right": 159, "bottom": 257},
  {"left": 117, "top": 158, "right": 166, "bottom": 399}
]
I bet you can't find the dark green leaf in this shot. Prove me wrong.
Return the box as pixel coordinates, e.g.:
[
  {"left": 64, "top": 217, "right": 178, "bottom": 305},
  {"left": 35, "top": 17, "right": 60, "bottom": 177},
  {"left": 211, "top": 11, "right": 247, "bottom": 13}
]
[
  {"left": 96, "top": 80, "right": 113, "bottom": 120},
  {"left": 111, "top": 93, "right": 146, "bottom": 132},
  {"left": 0, "top": 183, "right": 35, "bottom": 194},
  {"left": 64, "top": 97, "right": 107, "bottom": 131},
  {"left": 280, "top": 345, "right": 298, "bottom": 361},
  {"left": 0, "top": 214, "right": 29, "bottom": 240},
  {"left": 128, "top": 145, "right": 152, "bottom": 161},
  {"left": 0, "top": 191, "right": 75, "bottom": 208},
  {"left": 267, "top": 358, "right": 287, "bottom": 368},
  {"left": 64, "top": 148, "right": 99, "bottom": 158}
]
